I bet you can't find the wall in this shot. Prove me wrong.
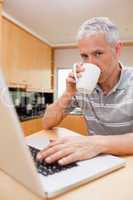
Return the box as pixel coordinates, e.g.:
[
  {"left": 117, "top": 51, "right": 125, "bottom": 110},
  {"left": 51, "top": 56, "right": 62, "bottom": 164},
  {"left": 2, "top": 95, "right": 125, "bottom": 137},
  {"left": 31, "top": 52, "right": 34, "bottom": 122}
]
[
  {"left": 54, "top": 48, "right": 81, "bottom": 69},
  {"left": 120, "top": 46, "right": 133, "bottom": 67}
]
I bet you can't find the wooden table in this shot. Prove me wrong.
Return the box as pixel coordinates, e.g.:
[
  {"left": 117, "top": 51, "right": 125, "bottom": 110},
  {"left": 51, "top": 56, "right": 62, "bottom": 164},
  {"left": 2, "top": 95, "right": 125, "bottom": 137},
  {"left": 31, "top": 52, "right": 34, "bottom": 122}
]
[{"left": 0, "top": 127, "right": 133, "bottom": 200}]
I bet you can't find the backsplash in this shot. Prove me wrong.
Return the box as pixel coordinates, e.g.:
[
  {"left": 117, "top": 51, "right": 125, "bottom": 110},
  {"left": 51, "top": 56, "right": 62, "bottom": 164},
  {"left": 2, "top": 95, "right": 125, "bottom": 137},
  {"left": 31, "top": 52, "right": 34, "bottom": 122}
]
[{"left": 9, "top": 88, "right": 53, "bottom": 121}]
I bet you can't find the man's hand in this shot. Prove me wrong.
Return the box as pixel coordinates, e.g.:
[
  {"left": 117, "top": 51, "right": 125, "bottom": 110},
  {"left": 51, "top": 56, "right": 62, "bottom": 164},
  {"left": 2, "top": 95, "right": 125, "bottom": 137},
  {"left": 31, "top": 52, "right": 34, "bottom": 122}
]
[
  {"left": 66, "top": 63, "right": 85, "bottom": 96},
  {"left": 36, "top": 135, "right": 106, "bottom": 165}
]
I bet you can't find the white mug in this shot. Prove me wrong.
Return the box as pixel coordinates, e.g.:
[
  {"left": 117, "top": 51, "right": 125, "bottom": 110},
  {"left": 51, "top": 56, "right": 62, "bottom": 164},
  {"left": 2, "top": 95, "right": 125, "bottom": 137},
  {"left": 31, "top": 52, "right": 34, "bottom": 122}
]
[{"left": 73, "top": 63, "right": 101, "bottom": 95}]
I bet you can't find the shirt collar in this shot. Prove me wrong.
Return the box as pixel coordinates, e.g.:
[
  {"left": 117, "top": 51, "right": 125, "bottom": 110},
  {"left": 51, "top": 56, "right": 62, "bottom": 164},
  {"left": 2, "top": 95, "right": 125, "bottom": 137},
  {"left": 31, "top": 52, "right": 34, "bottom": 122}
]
[{"left": 95, "top": 62, "right": 128, "bottom": 95}]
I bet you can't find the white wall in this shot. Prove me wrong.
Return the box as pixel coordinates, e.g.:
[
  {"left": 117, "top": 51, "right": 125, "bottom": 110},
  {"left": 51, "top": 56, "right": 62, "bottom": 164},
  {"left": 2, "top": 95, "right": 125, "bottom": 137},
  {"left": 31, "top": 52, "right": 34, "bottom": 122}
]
[
  {"left": 120, "top": 46, "right": 133, "bottom": 67},
  {"left": 54, "top": 48, "right": 81, "bottom": 69}
]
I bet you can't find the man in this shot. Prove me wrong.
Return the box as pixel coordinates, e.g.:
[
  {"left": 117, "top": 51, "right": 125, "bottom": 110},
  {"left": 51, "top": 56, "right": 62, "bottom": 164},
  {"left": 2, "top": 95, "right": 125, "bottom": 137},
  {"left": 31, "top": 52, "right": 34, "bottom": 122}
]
[{"left": 37, "top": 17, "right": 133, "bottom": 165}]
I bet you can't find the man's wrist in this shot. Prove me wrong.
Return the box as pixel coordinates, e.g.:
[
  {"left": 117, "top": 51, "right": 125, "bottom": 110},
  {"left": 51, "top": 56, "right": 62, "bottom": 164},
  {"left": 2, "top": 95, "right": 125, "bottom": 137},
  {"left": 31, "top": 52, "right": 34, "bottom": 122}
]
[
  {"left": 91, "top": 135, "right": 109, "bottom": 154},
  {"left": 56, "top": 91, "right": 74, "bottom": 111},
  {"left": 64, "top": 90, "right": 76, "bottom": 97}
]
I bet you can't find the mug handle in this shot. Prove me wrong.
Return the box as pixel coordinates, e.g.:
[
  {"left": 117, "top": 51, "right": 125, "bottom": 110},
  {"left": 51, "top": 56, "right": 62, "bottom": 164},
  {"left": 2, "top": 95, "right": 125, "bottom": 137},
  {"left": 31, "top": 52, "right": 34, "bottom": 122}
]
[{"left": 73, "top": 63, "right": 78, "bottom": 83}]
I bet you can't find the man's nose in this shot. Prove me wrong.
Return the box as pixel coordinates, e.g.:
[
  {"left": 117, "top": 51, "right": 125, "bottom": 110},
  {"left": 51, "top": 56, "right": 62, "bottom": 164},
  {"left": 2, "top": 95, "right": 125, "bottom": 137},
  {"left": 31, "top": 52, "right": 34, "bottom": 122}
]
[{"left": 86, "top": 56, "right": 96, "bottom": 64}]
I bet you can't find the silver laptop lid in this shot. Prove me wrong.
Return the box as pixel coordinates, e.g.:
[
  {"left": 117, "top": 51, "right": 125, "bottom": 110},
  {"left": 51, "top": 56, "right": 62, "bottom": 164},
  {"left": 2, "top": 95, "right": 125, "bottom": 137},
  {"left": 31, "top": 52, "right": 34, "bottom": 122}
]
[{"left": 0, "top": 69, "right": 45, "bottom": 198}]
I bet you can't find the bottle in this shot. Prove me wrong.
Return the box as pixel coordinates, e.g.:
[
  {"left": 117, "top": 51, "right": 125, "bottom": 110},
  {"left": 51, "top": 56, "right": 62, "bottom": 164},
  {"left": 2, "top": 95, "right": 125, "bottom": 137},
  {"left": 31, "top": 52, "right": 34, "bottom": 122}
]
[{"left": 15, "top": 98, "right": 20, "bottom": 107}]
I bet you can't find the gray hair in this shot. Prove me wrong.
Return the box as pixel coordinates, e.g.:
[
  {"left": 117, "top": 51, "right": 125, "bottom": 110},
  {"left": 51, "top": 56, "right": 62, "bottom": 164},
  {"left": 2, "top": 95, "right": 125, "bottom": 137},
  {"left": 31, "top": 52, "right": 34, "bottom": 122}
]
[{"left": 77, "top": 17, "right": 120, "bottom": 44}]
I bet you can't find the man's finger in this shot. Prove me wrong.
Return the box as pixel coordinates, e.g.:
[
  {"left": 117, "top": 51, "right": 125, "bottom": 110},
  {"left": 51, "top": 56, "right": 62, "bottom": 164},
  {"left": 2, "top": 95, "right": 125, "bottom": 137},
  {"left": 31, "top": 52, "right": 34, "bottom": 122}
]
[
  {"left": 58, "top": 153, "right": 78, "bottom": 165},
  {"left": 36, "top": 144, "right": 65, "bottom": 161},
  {"left": 45, "top": 147, "right": 74, "bottom": 163}
]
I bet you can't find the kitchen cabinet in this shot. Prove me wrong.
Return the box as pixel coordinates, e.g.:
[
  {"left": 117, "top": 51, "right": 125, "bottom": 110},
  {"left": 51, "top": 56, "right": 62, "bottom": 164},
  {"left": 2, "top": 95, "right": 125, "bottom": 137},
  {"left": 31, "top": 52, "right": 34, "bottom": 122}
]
[
  {"left": 58, "top": 114, "right": 88, "bottom": 135},
  {"left": 2, "top": 17, "right": 52, "bottom": 91},
  {"left": 21, "top": 114, "right": 88, "bottom": 136},
  {"left": 21, "top": 117, "right": 44, "bottom": 136}
]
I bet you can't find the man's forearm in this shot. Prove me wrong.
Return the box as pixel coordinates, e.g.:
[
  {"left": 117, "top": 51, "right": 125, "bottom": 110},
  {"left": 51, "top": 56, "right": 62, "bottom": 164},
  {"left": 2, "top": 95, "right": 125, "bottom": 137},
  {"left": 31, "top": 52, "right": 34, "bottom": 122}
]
[
  {"left": 43, "top": 91, "right": 73, "bottom": 129},
  {"left": 97, "top": 133, "right": 133, "bottom": 155}
]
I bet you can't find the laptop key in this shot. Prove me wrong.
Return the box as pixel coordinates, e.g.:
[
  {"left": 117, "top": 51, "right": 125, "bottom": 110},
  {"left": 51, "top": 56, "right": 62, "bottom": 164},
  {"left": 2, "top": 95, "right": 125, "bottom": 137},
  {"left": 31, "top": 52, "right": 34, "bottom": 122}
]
[{"left": 28, "top": 145, "right": 78, "bottom": 176}]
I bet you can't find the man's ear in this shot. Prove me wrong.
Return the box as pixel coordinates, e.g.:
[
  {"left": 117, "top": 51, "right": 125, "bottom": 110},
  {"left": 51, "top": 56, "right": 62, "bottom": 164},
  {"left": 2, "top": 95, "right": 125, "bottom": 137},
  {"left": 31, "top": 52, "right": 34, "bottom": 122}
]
[{"left": 115, "top": 41, "right": 123, "bottom": 59}]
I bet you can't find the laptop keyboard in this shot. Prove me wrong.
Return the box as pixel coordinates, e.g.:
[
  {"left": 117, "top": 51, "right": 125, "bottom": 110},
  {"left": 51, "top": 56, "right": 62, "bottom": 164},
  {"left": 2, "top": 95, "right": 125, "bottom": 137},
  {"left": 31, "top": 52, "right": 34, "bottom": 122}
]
[{"left": 29, "top": 145, "right": 78, "bottom": 176}]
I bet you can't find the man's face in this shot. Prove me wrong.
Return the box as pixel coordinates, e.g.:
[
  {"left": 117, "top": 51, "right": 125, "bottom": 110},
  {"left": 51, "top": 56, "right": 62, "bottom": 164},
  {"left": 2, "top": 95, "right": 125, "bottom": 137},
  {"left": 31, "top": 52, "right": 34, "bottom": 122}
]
[{"left": 78, "top": 33, "right": 121, "bottom": 85}]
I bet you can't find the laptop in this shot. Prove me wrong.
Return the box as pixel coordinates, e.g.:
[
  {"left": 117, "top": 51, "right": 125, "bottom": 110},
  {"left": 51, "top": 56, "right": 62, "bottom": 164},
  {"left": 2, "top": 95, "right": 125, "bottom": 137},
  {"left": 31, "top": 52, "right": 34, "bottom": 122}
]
[{"left": 0, "top": 69, "right": 126, "bottom": 198}]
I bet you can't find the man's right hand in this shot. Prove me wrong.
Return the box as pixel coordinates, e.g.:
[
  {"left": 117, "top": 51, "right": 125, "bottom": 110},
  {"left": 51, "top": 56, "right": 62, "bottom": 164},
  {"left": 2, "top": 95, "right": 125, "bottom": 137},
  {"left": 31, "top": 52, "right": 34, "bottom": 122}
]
[
  {"left": 42, "top": 63, "right": 85, "bottom": 130},
  {"left": 66, "top": 63, "right": 85, "bottom": 96}
]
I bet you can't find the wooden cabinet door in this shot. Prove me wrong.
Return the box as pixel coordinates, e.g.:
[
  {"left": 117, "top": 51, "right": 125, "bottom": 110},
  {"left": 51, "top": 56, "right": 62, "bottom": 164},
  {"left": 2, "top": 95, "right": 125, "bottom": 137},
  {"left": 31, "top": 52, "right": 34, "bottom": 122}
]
[
  {"left": 27, "top": 39, "right": 52, "bottom": 91},
  {"left": 2, "top": 18, "right": 52, "bottom": 91},
  {"left": 2, "top": 20, "right": 25, "bottom": 85},
  {"left": 58, "top": 115, "right": 88, "bottom": 135},
  {"left": 21, "top": 118, "right": 44, "bottom": 136}
]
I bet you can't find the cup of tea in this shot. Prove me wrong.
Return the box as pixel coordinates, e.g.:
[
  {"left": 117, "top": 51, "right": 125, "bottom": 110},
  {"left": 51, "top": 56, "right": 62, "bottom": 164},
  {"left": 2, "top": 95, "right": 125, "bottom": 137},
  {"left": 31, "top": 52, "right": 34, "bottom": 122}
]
[{"left": 73, "top": 63, "right": 101, "bottom": 95}]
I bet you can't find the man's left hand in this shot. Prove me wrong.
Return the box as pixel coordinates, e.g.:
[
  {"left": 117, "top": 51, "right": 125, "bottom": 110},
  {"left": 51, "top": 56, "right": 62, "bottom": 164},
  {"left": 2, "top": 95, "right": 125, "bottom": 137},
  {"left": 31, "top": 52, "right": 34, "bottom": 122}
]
[{"left": 36, "top": 135, "right": 106, "bottom": 165}]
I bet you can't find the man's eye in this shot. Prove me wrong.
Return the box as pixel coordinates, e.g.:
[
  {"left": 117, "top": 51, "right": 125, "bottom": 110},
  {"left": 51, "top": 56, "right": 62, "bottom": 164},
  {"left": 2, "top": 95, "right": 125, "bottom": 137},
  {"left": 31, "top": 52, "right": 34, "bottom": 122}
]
[
  {"left": 80, "top": 54, "right": 89, "bottom": 61},
  {"left": 81, "top": 54, "right": 88, "bottom": 59},
  {"left": 95, "top": 51, "right": 103, "bottom": 57}
]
